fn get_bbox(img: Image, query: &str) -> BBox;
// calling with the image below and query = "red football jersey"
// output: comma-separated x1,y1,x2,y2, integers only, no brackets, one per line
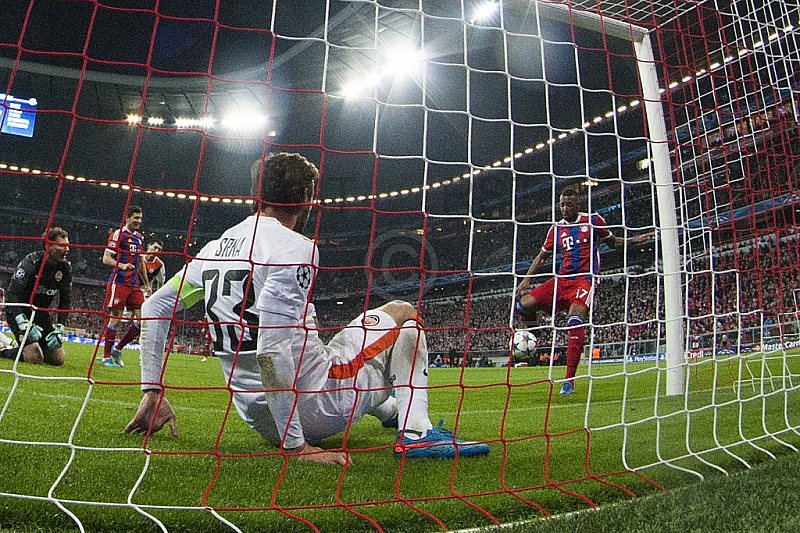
541,212,612,277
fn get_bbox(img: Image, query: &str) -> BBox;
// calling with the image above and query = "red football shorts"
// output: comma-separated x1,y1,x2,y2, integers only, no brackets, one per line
526,276,595,313
105,282,145,312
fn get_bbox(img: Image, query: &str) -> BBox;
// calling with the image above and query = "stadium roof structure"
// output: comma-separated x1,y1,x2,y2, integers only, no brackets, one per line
0,57,269,128
0,0,752,210
0,0,702,130
0,0,753,125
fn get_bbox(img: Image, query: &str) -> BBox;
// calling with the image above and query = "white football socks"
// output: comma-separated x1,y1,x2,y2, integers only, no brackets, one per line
392,320,433,438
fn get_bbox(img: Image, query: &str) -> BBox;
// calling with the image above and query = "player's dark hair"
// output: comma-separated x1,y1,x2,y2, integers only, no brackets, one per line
42,227,68,249
250,152,318,214
127,205,143,218
559,188,580,200
148,239,164,249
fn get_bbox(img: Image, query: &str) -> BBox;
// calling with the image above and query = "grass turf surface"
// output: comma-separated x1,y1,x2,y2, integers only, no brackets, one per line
1,342,799,532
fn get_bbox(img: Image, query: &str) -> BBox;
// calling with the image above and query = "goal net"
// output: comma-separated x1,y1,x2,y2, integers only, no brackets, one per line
1,0,799,531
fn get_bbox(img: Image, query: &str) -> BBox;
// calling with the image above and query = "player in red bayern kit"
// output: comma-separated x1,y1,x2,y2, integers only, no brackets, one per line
515,189,652,395
101,206,151,367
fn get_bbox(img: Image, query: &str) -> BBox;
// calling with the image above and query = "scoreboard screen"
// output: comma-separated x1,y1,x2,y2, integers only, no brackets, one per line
0,94,38,138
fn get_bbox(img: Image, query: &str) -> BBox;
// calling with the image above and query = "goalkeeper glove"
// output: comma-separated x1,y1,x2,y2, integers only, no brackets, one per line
15,314,42,344
46,324,65,351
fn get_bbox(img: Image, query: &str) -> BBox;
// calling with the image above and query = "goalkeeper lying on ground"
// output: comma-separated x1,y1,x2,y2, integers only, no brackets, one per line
1,227,72,366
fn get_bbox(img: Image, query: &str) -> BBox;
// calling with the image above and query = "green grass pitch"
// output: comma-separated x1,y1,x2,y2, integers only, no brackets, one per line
1,342,799,532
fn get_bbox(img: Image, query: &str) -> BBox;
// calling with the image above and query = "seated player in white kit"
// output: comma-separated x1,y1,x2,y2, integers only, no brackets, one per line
124,152,489,464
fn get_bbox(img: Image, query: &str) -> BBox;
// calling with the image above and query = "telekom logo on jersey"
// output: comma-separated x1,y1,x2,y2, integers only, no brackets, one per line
560,225,591,251
214,237,246,258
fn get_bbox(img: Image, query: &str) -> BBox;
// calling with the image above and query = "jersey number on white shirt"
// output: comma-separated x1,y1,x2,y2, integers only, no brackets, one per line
202,268,259,353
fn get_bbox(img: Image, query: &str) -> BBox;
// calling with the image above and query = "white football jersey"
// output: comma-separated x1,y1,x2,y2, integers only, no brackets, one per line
183,215,322,364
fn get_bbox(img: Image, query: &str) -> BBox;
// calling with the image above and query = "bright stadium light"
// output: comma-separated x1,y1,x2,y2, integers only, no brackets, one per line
221,112,266,132
147,117,164,125
342,73,380,98
470,1,499,24
381,46,425,77
176,117,214,129
126,114,142,124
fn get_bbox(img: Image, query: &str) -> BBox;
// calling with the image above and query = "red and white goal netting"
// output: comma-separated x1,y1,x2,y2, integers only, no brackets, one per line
1,0,799,531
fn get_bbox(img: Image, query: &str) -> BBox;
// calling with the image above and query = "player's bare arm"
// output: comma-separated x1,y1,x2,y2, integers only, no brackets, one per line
103,249,133,271
138,259,151,294
515,249,553,297
604,231,655,250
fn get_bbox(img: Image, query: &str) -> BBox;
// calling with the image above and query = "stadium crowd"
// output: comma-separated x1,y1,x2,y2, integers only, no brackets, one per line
1,212,797,362
1,106,798,361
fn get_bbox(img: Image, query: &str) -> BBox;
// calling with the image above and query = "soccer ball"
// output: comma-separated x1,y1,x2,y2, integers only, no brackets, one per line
512,330,537,357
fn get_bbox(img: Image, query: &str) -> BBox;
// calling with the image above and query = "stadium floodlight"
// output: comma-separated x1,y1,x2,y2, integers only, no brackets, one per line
126,114,142,124
221,112,266,132
469,1,499,24
342,72,380,98
147,117,164,125
380,46,425,78
176,117,214,129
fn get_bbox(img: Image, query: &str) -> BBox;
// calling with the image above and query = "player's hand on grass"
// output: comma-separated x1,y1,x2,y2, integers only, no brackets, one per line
15,314,42,344
125,391,179,438
285,442,352,466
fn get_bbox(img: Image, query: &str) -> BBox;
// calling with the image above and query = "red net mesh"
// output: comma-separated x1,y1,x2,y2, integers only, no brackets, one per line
1,1,799,531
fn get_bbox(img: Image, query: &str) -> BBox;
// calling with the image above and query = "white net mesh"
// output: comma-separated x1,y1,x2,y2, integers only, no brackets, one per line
0,0,799,531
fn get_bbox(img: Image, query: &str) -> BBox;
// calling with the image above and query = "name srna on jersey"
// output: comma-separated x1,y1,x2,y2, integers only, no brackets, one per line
214,237,247,258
